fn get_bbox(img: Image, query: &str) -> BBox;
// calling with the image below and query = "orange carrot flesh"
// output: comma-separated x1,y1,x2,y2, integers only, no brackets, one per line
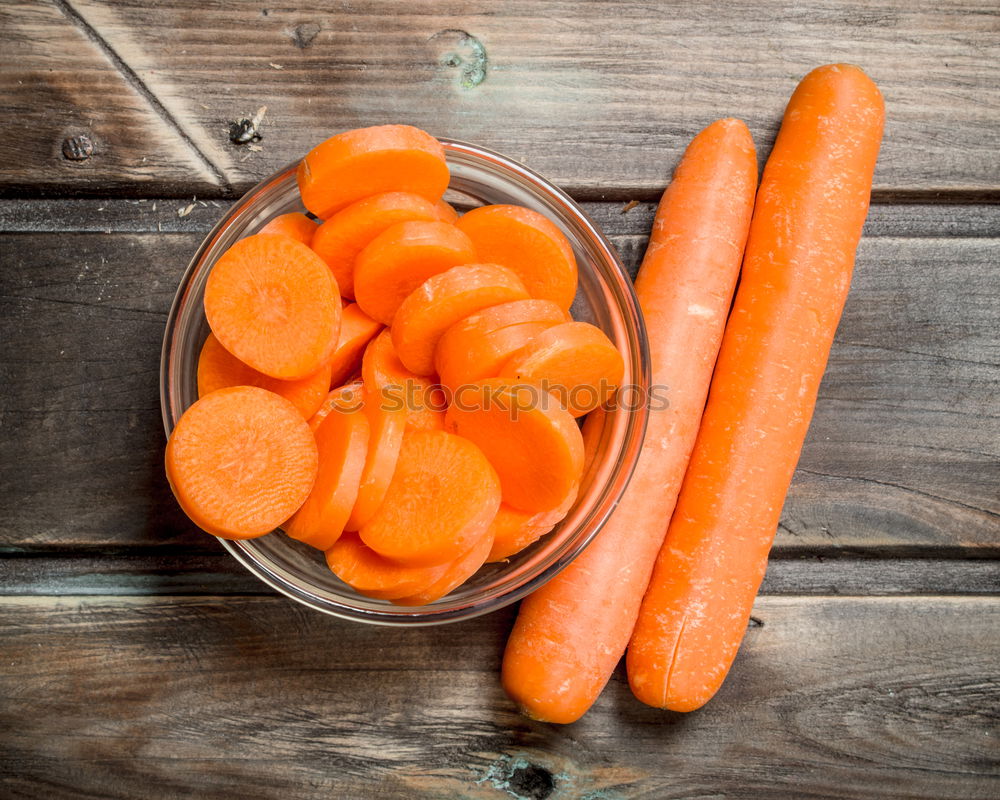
434,299,568,393
456,205,578,309
392,527,495,606
165,386,318,540
307,381,364,434
445,379,584,514
328,303,383,387
353,220,478,325
197,332,332,420
204,233,341,380
258,212,319,246
434,199,460,224
499,321,624,417
502,117,758,723
325,532,450,601
362,330,446,432
311,192,453,299
284,399,370,550
344,391,407,531
391,263,529,375
486,484,578,563
297,124,449,219
628,66,885,712
359,431,501,567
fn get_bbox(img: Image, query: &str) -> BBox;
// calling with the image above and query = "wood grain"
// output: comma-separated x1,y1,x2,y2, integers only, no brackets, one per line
0,595,996,799
2,0,998,197
2,213,997,552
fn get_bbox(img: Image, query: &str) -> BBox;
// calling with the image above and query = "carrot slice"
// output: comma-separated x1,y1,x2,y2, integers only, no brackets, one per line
297,124,449,219
434,299,568,393
359,431,500,567
307,381,363,434
628,67,885,713
392,527,495,606
325,532,450,600
391,263,529,375
445,379,584,513
503,118,758,724
434,199,460,224
165,386,318,540
580,404,606,479
486,484,578,562
197,332,332,420
344,391,407,531
456,205,578,309
353,221,478,324
204,233,341,380
500,321,624,417
284,399,370,550
362,329,446,432
311,192,454,299
258,212,319,246
328,303,383,387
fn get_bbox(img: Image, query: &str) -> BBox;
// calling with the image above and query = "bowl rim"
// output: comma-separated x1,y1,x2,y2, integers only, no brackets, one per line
160,137,650,625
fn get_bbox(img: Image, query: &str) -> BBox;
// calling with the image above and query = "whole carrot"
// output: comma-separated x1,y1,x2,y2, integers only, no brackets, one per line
627,64,885,712
501,118,758,723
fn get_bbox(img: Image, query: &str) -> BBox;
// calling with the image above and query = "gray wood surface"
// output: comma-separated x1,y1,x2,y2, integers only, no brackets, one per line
3,0,999,197
1,595,997,799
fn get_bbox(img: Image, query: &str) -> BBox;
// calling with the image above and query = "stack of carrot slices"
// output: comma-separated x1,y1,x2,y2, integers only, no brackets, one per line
164,124,625,605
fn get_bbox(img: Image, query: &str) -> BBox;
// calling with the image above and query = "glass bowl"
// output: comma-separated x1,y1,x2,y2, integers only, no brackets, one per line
161,139,649,625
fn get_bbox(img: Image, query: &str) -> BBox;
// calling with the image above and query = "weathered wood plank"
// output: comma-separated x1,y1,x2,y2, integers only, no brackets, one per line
0,595,996,799
0,0,225,196
3,0,998,197
1,222,997,552
1,554,996,596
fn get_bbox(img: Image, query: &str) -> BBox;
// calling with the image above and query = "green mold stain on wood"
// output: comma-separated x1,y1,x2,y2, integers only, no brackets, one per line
431,29,488,89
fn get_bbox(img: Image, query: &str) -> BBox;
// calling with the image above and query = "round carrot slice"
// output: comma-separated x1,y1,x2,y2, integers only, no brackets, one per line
362,329,446,432
307,381,364,434
204,233,341,380
325,532,450,601
391,263,529,376
165,386,318,540
486,485,578,562
392,527,495,606
359,430,500,567
311,192,454,299
258,212,318,246
297,124,449,219
456,205,578,310
434,199,460,224
197,332,332,420
500,321,624,417
434,299,568,393
353,221,478,325
285,400,370,550
328,303,383,387
345,391,407,531
580,404,607,478
445,379,584,513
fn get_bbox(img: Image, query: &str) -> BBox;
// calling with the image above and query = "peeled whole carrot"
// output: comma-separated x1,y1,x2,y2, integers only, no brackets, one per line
499,321,624,417
197,332,332,420
391,263,529,375
445,379,584,514
362,330,446,432
165,386,318,540
392,527,496,606
328,303,383,387
360,431,501,567
312,192,455,298
456,205,578,309
353,220,478,324
285,398,370,550
204,233,341,380
502,118,758,723
258,212,319,245
297,125,449,219
628,65,885,712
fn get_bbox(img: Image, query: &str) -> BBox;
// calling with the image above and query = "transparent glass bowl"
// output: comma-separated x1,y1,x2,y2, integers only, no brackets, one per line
161,140,649,625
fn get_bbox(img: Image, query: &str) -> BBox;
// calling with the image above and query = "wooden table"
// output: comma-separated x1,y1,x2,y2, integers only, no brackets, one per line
2,2,998,797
